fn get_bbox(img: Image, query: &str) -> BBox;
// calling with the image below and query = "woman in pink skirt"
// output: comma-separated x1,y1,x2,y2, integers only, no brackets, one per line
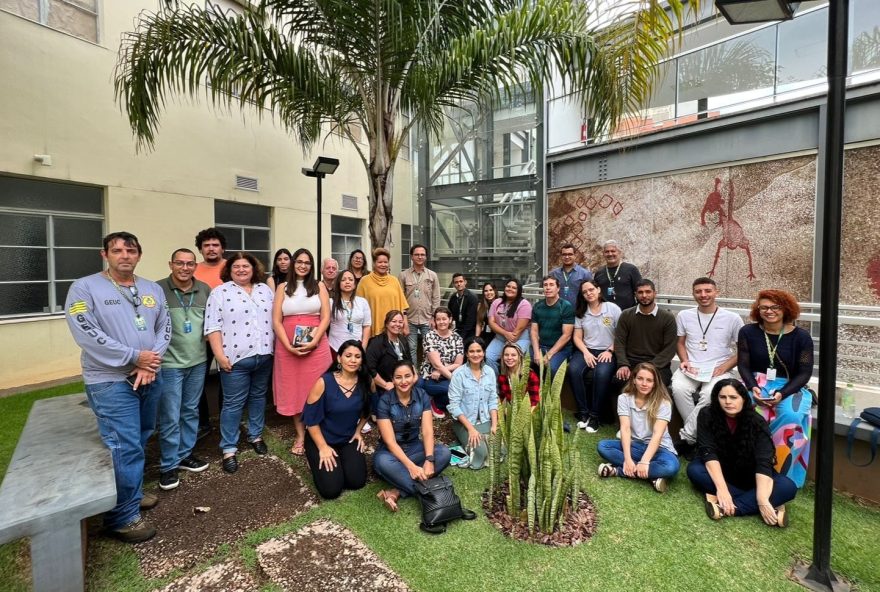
272,248,331,455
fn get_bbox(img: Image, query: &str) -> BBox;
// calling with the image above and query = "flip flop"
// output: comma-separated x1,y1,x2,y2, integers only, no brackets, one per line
290,442,305,456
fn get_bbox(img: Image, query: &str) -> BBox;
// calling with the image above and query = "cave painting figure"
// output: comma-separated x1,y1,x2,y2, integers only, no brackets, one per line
701,177,756,281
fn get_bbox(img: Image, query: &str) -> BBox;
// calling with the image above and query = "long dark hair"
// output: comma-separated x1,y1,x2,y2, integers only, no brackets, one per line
477,282,497,325
463,336,487,367
270,248,292,286
347,249,369,274
501,279,523,318
331,340,374,418
574,279,604,318
332,270,357,319
285,248,319,297
703,378,771,465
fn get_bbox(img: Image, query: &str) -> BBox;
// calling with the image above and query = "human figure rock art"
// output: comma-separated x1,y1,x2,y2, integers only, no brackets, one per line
701,177,756,281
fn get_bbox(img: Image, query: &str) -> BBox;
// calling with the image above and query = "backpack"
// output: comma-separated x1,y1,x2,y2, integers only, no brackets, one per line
847,407,880,467
413,475,464,526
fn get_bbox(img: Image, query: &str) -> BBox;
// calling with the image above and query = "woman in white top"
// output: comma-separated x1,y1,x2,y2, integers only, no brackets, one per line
568,279,621,433
272,248,331,456
328,270,372,355
204,252,275,474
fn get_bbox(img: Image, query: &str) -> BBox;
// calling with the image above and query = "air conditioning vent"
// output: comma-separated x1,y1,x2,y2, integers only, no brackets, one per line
341,194,358,210
235,175,259,192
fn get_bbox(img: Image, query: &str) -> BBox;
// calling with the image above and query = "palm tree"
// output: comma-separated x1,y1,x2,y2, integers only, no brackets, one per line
115,0,696,249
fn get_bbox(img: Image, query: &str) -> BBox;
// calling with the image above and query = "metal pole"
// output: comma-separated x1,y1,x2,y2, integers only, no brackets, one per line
795,0,849,590
316,174,323,268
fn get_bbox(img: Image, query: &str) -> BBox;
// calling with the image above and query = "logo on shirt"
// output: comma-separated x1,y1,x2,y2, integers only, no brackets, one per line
142,295,157,308
68,300,88,315
602,317,612,327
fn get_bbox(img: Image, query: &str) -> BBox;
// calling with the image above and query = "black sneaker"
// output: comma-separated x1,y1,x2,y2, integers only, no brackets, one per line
250,439,268,455
178,455,209,472
585,417,600,433
159,469,179,490
419,522,446,535
222,454,239,474
109,517,156,544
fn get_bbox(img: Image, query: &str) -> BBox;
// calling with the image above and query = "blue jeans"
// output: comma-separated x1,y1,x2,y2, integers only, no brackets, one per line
407,323,431,364
686,459,797,516
485,334,531,375
417,377,451,410
597,439,680,480
159,362,206,472
85,377,162,529
373,441,452,497
219,354,272,454
568,349,616,421
536,344,572,376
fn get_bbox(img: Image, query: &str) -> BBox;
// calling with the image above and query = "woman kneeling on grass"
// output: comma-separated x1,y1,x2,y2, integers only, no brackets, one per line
686,379,796,527
597,362,680,493
302,340,372,499
448,337,498,470
374,360,452,513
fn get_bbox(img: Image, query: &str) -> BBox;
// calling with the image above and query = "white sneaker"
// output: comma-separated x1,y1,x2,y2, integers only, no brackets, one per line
576,420,589,430
361,421,372,434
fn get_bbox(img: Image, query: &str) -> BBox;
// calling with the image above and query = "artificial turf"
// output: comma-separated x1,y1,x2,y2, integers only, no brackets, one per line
0,385,877,592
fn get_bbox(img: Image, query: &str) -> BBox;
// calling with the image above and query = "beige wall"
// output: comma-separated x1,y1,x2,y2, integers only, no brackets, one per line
0,5,413,389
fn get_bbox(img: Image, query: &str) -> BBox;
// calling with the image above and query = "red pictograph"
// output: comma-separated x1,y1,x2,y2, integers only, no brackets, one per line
701,177,756,281
868,254,880,300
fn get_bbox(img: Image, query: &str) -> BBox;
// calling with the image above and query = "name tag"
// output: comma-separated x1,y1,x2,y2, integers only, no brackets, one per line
766,368,777,381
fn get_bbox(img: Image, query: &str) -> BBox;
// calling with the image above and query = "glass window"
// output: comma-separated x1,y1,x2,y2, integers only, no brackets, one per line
214,201,271,269
676,26,776,117
0,175,104,317
776,8,828,95
400,224,412,269
330,216,364,267
1,0,99,43
851,0,880,73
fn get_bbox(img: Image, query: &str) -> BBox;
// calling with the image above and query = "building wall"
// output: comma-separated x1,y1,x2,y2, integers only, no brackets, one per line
0,5,413,389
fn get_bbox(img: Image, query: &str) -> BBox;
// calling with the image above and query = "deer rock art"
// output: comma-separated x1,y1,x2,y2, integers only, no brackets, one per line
701,177,756,281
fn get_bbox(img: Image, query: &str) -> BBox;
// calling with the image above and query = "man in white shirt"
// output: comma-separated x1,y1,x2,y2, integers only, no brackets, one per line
671,277,743,457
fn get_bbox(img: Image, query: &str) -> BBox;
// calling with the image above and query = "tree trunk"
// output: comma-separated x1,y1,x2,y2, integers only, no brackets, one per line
367,162,394,250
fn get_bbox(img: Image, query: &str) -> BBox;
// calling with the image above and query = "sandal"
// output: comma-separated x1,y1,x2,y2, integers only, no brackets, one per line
290,441,305,456
597,463,617,478
775,505,789,528
704,493,723,521
377,489,399,512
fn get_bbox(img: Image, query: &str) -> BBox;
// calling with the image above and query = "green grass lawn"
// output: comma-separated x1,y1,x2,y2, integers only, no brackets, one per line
1,385,878,592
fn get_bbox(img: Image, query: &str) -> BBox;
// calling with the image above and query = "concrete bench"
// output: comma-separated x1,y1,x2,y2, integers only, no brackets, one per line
0,393,116,591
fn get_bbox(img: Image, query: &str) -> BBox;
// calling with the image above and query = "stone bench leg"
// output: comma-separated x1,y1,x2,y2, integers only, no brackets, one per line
30,521,84,592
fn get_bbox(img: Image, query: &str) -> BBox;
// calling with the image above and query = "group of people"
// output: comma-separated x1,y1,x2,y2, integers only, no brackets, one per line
65,231,814,543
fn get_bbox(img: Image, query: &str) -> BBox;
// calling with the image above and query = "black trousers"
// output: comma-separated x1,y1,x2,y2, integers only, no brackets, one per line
304,432,367,499
199,341,222,427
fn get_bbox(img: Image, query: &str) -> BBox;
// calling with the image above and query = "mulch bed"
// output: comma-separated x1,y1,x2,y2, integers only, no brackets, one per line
256,519,410,591
134,455,318,578
482,482,598,547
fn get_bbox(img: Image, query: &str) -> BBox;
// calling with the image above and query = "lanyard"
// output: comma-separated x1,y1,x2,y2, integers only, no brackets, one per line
697,307,719,341
763,327,784,369
562,267,572,285
106,273,142,320
457,292,465,323
173,287,195,320
605,265,621,284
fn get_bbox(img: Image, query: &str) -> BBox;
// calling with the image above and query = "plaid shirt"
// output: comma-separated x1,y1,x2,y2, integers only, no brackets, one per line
497,369,540,407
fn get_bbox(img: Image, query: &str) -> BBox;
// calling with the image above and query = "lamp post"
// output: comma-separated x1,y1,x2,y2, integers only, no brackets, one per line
302,156,340,268
715,1,849,591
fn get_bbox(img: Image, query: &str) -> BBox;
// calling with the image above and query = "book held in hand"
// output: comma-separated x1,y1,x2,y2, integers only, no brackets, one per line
292,325,316,347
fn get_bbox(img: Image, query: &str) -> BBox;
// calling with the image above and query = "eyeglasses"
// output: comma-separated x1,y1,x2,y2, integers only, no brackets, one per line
758,305,782,312
171,261,197,268
294,260,312,266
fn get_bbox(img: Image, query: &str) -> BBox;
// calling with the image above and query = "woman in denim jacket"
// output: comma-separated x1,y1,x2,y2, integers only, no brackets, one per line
374,360,451,512
448,336,498,469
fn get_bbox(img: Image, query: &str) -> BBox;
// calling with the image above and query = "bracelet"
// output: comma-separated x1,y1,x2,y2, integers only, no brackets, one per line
637,461,650,466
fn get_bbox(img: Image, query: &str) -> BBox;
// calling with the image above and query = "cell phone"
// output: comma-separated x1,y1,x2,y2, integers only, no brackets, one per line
449,448,469,461
756,388,776,401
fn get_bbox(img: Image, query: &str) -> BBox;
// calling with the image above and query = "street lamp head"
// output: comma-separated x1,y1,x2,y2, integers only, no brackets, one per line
313,156,339,175
715,0,799,24
302,167,318,177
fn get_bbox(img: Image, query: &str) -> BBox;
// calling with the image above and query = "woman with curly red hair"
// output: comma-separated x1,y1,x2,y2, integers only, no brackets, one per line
736,289,814,488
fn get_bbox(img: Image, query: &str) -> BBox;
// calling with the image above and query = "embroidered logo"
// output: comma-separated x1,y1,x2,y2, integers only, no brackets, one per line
68,301,88,315
602,317,612,327
142,295,157,308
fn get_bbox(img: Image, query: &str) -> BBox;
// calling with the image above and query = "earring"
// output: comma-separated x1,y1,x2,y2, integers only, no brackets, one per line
336,362,342,371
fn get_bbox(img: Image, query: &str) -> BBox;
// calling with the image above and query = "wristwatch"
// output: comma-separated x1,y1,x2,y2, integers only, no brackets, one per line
425,455,435,462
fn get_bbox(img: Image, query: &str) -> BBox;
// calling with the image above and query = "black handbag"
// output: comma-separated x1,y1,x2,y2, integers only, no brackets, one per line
413,475,463,526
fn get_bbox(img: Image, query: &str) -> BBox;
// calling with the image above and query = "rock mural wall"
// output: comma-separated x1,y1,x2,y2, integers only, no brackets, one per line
841,144,880,305
548,154,818,300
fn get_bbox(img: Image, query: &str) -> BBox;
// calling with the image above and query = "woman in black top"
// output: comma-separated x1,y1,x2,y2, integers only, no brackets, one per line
365,310,412,392
686,379,796,527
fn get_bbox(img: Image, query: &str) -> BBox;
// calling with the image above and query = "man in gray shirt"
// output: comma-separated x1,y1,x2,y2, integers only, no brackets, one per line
65,231,170,544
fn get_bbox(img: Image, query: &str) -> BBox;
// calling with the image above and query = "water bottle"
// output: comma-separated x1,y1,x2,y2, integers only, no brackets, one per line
841,383,856,418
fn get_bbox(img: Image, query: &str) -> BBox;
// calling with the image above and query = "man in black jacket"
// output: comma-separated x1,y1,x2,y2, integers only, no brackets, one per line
447,273,478,340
